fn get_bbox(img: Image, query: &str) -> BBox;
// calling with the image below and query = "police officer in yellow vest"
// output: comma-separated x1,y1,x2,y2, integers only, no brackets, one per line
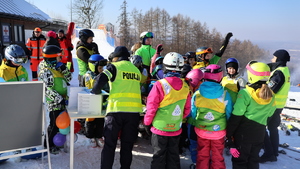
91,46,142,169
260,49,291,163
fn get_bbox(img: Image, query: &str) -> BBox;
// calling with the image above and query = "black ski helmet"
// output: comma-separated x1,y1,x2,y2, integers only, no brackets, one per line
185,51,196,59
4,44,28,64
130,55,143,68
42,45,62,64
79,29,94,42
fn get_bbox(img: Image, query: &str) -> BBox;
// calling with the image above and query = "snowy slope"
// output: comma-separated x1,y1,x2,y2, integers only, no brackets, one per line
1,40,300,169
72,29,115,59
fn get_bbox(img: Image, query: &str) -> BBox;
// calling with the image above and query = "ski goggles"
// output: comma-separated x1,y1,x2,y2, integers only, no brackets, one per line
89,59,108,66
196,48,213,55
13,57,28,64
6,53,28,64
141,32,154,39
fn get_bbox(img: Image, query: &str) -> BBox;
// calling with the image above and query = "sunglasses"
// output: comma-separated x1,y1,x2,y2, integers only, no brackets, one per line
34,31,41,33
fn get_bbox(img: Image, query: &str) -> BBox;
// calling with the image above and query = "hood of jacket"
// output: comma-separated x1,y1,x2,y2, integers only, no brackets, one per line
199,81,224,99
245,85,273,105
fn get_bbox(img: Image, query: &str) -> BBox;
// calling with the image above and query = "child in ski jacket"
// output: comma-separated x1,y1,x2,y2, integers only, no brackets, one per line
76,29,99,87
221,58,246,103
38,45,72,154
226,61,276,169
83,54,107,147
191,64,233,169
134,32,156,70
0,45,28,82
144,52,191,169
193,32,233,70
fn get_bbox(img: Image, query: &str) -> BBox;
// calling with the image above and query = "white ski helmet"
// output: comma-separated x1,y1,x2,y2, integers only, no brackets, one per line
163,52,184,72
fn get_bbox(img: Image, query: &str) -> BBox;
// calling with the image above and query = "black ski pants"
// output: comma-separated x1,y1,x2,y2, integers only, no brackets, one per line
263,108,282,157
232,142,263,169
44,110,62,148
100,113,140,169
85,118,104,139
151,134,181,169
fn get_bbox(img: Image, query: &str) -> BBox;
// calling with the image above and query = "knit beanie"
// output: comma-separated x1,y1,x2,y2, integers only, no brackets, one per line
273,49,290,62
226,62,239,72
47,31,57,38
58,29,64,34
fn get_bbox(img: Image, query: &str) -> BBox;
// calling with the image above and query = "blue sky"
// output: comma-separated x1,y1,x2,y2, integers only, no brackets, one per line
26,0,300,43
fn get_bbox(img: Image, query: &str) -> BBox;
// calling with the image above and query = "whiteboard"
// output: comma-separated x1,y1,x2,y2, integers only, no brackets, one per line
0,81,44,152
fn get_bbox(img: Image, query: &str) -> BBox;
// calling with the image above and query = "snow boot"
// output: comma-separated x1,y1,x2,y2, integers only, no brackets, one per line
259,154,277,163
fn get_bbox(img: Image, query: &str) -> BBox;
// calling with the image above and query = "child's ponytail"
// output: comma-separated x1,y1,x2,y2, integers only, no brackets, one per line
259,84,273,100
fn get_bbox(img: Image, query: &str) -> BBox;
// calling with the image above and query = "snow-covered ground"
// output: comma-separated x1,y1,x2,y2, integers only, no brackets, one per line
1,30,300,168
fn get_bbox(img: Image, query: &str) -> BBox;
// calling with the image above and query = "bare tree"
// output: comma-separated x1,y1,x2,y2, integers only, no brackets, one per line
118,0,132,48
72,0,104,29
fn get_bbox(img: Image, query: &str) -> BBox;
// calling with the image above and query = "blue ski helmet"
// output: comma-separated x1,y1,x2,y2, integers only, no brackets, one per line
88,54,107,73
225,58,239,75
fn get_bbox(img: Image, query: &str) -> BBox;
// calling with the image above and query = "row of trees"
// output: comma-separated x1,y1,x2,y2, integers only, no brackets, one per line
68,0,269,70
118,1,269,70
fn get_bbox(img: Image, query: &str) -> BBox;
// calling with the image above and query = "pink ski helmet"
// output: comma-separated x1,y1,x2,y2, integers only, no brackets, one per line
186,69,204,87
203,64,223,82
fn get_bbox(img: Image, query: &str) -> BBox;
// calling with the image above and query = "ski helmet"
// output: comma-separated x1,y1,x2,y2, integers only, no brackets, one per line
186,69,204,88
79,29,94,42
88,54,107,73
225,58,239,75
246,60,270,84
155,56,164,65
140,31,154,45
42,45,62,65
185,51,196,59
130,55,143,68
203,64,223,82
163,52,184,72
4,44,28,64
196,47,213,61
273,49,290,62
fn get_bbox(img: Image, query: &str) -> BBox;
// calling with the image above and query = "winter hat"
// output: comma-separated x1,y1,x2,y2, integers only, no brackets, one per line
112,46,130,60
273,49,290,62
226,62,239,72
47,31,57,38
58,29,64,34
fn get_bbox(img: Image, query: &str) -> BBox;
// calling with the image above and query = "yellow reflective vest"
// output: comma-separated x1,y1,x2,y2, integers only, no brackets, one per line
104,61,142,113
271,67,290,108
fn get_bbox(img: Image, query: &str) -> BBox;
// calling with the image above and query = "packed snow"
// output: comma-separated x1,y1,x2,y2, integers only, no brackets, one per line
1,30,300,169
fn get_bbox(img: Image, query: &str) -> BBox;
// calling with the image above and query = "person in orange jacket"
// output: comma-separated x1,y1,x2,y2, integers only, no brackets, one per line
57,29,74,72
26,27,46,81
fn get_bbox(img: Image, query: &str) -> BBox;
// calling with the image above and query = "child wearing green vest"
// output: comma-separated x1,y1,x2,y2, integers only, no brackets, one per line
191,64,233,169
38,45,72,154
76,29,99,87
83,54,107,148
144,52,191,169
226,61,276,169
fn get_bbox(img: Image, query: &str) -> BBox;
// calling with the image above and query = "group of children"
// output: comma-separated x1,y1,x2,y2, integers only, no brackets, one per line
139,31,290,169
0,28,291,169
